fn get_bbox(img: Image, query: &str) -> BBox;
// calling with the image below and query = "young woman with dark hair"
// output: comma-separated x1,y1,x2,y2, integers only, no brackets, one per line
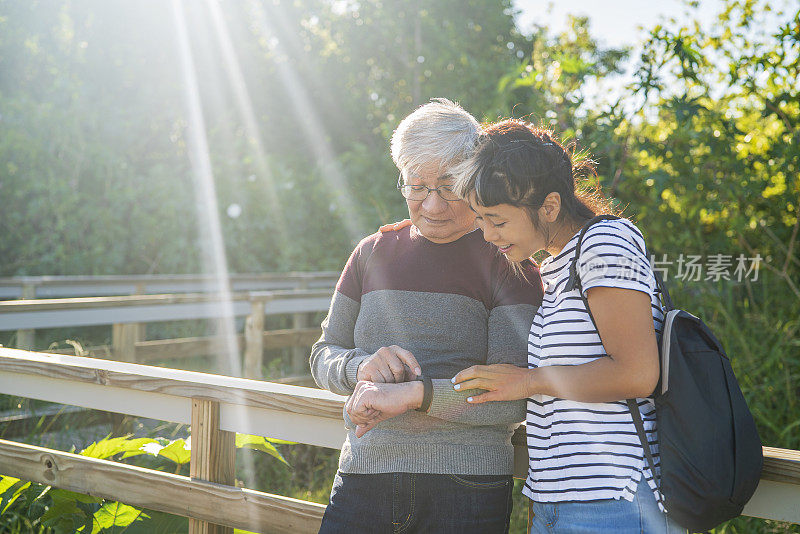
451,119,685,533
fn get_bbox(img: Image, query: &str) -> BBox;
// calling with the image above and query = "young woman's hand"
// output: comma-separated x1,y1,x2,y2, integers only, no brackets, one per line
451,363,532,403
454,288,660,404
346,381,424,437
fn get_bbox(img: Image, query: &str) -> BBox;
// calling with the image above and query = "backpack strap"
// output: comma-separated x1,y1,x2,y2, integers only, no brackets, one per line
564,215,620,294
565,214,661,490
627,398,660,489
653,269,674,311
566,214,675,311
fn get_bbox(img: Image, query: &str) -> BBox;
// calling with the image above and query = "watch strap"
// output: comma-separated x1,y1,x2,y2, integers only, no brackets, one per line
415,375,433,413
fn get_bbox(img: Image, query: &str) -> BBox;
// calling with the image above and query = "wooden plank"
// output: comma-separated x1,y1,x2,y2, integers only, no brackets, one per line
0,348,344,420
190,400,235,483
0,295,252,330
0,272,338,299
742,479,800,523
263,327,321,350
112,323,142,363
190,399,235,534
133,329,316,362
0,289,333,312
290,280,310,375
50,329,316,363
0,290,331,330
261,292,332,316
291,313,310,375
135,336,244,362
0,371,193,427
218,403,346,449
244,302,265,380
272,375,319,388
0,292,249,311
761,446,800,485
0,439,325,533
15,283,36,350
46,345,111,358
0,368,348,449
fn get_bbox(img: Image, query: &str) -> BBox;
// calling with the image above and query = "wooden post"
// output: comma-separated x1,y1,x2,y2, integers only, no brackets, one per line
15,284,36,350
291,280,310,375
244,300,264,379
189,398,235,534
110,322,143,434
132,282,147,344
112,323,142,363
291,313,312,375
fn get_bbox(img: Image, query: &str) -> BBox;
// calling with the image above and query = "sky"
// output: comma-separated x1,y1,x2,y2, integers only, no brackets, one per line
511,0,726,110
512,0,723,49
511,0,792,110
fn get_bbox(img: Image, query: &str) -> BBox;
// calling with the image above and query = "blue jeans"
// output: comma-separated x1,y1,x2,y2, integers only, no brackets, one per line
528,478,686,534
319,472,513,534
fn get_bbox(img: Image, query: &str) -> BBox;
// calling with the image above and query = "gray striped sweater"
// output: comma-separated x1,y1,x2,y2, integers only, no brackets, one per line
310,222,543,475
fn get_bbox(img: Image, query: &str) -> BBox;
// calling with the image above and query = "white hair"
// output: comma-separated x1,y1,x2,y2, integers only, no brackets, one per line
390,98,480,177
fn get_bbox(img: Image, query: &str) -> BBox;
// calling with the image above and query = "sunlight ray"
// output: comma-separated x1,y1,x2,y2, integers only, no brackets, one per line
204,0,290,250
247,0,367,244
171,0,240,376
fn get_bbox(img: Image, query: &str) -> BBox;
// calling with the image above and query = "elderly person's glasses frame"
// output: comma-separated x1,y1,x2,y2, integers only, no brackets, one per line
396,173,461,202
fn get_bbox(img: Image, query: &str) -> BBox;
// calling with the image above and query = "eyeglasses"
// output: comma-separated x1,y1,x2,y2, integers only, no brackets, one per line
396,173,461,202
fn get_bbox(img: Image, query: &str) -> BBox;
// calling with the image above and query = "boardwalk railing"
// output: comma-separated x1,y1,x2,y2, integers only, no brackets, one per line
0,272,339,299
0,348,798,532
0,272,337,358
0,289,333,377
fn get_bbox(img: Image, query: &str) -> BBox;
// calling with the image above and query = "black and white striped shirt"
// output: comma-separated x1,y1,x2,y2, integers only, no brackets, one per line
523,218,665,508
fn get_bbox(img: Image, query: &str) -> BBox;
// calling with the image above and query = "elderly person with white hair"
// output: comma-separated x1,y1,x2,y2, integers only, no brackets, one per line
310,98,543,534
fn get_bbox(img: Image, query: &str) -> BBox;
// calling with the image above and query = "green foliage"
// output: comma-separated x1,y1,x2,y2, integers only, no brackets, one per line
80,435,160,461
0,430,292,532
0,477,31,515
83,502,148,534
235,433,292,467
148,438,192,466
0,0,798,531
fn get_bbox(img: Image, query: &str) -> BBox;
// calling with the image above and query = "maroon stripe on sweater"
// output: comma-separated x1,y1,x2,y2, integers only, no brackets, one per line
336,225,542,309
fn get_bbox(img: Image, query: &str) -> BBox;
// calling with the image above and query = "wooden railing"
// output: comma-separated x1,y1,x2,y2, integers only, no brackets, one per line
0,290,333,330
0,348,339,533
0,272,339,299
0,348,798,532
0,289,333,376
0,272,337,358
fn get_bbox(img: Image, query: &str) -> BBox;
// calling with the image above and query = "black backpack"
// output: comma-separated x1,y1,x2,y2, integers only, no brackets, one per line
567,215,763,533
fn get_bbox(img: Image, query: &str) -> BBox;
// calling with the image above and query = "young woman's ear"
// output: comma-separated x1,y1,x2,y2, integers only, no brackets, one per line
538,192,562,224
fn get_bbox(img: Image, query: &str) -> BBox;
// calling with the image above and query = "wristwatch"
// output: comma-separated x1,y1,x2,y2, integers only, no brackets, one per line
415,375,433,413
